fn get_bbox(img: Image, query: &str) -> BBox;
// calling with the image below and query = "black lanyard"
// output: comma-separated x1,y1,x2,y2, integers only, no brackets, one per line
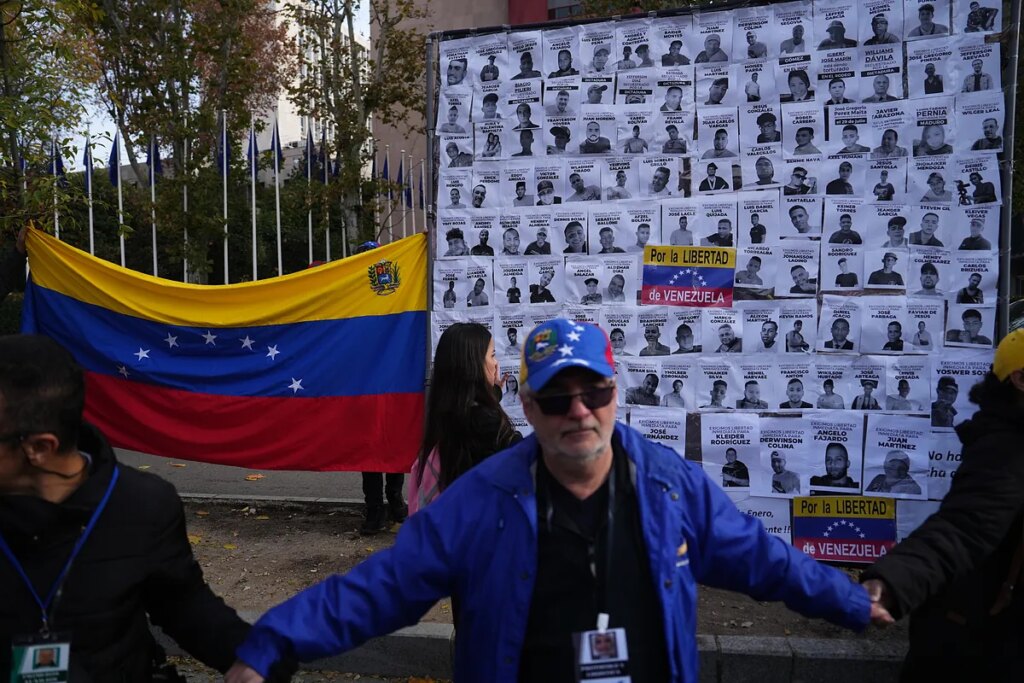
538,452,617,616
0,466,119,636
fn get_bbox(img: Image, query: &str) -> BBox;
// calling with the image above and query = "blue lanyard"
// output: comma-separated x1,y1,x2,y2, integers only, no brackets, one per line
0,465,119,635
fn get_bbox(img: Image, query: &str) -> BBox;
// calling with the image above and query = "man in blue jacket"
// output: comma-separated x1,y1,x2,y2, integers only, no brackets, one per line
227,319,881,682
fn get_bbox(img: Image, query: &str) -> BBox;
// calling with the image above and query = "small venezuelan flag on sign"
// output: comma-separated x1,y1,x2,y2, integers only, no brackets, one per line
641,245,736,308
20,229,428,472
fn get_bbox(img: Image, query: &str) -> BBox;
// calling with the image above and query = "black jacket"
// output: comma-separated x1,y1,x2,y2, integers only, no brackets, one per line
464,403,522,474
862,401,1024,671
0,424,250,681
0,243,26,302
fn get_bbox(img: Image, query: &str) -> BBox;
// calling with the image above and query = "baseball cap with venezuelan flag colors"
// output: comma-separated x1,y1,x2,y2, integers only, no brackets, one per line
520,319,615,392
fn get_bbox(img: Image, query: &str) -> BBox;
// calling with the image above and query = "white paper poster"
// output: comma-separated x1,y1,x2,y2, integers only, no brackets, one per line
701,412,760,491
758,416,813,497
808,412,865,493
863,414,930,499
929,348,993,429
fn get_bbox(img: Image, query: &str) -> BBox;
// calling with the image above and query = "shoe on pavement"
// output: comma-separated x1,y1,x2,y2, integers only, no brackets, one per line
388,500,409,524
360,505,387,535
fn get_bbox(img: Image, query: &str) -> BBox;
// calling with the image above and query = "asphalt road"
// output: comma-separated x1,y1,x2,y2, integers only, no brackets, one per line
115,448,379,503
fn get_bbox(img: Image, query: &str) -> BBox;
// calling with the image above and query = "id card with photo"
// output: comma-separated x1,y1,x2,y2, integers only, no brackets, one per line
574,627,631,682
10,633,72,683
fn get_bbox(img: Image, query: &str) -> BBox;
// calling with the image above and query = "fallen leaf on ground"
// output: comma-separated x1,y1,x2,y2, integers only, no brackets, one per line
170,463,187,468
223,543,237,550
137,465,151,470
195,510,210,517
187,534,202,545
256,515,270,520
244,474,265,481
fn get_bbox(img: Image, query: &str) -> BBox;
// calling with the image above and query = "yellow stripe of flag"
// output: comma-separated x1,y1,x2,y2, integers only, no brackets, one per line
25,229,427,327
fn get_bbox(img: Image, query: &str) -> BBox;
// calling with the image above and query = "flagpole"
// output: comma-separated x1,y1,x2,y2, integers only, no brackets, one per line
400,148,408,238
113,108,125,267
307,116,313,265
420,158,427,232
86,132,95,254
150,136,158,276
273,113,282,277
403,151,411,232
249,122,258,281
371,141,379,242
222,109,229,284
52,134,60,239
385,143,391,241
324,127,331,262
183,130,190,282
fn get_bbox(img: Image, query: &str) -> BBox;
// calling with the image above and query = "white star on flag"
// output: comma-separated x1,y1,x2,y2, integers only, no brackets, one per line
266,345,280,360
117,365,130,378
567,331,581,342
288,378,304,394
240,335,255,351
134,348,150,361
558,344,574,357
573,324,584,332
163,334,178,348
202,331,217,345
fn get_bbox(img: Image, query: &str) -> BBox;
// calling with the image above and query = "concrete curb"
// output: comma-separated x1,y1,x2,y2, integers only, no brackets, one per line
156,615,906,681
180,493,364,508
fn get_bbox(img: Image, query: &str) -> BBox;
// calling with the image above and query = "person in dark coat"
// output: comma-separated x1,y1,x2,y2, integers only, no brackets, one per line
0,225,26,303
0,335,292,682
862,328,1024,682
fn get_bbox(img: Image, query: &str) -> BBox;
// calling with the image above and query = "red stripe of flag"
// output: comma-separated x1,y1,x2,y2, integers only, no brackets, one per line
641,286,733,308
85,372,423,472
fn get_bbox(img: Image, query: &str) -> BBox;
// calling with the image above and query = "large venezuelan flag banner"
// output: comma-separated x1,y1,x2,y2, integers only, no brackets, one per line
20,228,427,472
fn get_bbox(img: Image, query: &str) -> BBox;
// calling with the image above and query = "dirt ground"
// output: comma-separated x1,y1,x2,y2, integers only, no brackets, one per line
186,501,907,642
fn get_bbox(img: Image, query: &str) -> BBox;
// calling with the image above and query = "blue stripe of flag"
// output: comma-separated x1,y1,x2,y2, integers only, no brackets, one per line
642,264,736,290
23,282,426,399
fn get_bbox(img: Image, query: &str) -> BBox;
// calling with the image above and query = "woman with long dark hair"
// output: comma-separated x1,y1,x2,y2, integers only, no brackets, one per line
862,329,1024,681
414,322,521,501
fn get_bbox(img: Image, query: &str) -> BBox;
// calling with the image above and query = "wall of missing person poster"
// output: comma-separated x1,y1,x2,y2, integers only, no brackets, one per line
430,0,1008,556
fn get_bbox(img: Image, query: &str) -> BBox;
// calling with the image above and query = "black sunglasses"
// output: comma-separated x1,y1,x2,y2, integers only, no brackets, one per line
533,385,615,416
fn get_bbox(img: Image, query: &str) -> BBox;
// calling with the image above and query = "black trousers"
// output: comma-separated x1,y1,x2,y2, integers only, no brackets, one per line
361,472,404,508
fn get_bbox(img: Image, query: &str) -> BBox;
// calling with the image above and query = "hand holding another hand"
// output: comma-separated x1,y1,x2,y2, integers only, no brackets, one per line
225,661,265,683
862,578,895,627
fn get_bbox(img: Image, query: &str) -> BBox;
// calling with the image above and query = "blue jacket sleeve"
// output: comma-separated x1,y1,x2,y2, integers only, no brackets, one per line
235,503,457,676
686,466,870,631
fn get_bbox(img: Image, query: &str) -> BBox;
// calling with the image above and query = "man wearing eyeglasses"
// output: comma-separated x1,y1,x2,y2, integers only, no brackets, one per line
227,318,883,683
0,335,278,681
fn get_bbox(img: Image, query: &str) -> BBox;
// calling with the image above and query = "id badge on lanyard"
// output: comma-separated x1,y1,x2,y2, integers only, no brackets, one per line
573,613,631,682
9,633,71,683
1,467,119,683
